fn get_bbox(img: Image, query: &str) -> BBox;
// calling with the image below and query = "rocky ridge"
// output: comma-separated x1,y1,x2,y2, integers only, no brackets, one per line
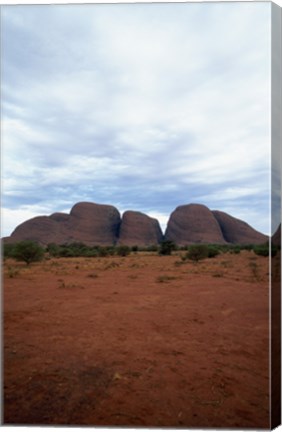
3,201,268,246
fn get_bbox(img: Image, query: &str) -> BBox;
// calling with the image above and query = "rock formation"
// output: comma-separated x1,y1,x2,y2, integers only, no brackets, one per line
118,211,163,246
64,202,121,246
164,203,226,245
6,202,121,247
4,201,269,247
212,210,268,245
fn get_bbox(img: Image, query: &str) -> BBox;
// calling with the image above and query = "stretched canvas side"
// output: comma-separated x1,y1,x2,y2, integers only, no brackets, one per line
271,2,282,429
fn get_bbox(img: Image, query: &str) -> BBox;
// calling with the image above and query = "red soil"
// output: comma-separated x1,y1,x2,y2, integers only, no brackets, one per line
3,251,270,428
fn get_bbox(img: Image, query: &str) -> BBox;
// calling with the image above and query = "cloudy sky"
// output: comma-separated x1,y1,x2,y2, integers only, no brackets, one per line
1,2,272,237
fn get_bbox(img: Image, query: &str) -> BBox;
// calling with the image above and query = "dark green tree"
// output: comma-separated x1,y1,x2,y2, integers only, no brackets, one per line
13,241,45,265
159,240,176,256
3,243,16,259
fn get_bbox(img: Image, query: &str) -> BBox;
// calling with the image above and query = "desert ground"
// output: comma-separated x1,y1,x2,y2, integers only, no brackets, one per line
3,250,270,428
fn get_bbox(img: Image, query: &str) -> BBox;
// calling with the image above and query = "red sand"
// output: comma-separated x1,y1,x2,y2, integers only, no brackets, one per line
3,251,269,428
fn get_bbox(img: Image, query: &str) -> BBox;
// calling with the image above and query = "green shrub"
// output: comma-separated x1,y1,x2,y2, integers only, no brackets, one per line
254,244,277,257
13,241,45,265
207,245,221,258
186,244,209,262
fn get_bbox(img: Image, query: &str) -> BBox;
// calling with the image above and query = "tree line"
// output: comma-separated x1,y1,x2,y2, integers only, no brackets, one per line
2,239,278,266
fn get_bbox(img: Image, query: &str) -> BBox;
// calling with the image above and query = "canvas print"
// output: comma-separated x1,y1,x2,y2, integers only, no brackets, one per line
1,1,281,429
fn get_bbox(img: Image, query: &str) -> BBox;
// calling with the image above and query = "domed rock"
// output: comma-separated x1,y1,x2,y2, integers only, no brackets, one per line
165,203,226,245
65,202,121,246
212,210,268,244
118,210,163,246
7,216,67,246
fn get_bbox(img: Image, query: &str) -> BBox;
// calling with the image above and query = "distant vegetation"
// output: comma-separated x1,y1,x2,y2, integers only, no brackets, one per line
2,240,279,262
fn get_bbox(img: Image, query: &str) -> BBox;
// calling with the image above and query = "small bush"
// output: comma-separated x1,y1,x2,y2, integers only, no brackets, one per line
13,241,45,265
7,266,20,278
186,244,209,262
249,261,259,279
103,261,120,270
207,245,221,258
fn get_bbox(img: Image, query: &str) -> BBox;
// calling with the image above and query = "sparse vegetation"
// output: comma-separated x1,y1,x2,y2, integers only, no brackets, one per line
4,240,274,265
103,261,120,270
7,266,20,278
249,261,260,280
12,241,45,266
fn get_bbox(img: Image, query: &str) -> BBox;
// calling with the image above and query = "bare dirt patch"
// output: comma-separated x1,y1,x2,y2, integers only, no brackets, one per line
3,251,269,427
